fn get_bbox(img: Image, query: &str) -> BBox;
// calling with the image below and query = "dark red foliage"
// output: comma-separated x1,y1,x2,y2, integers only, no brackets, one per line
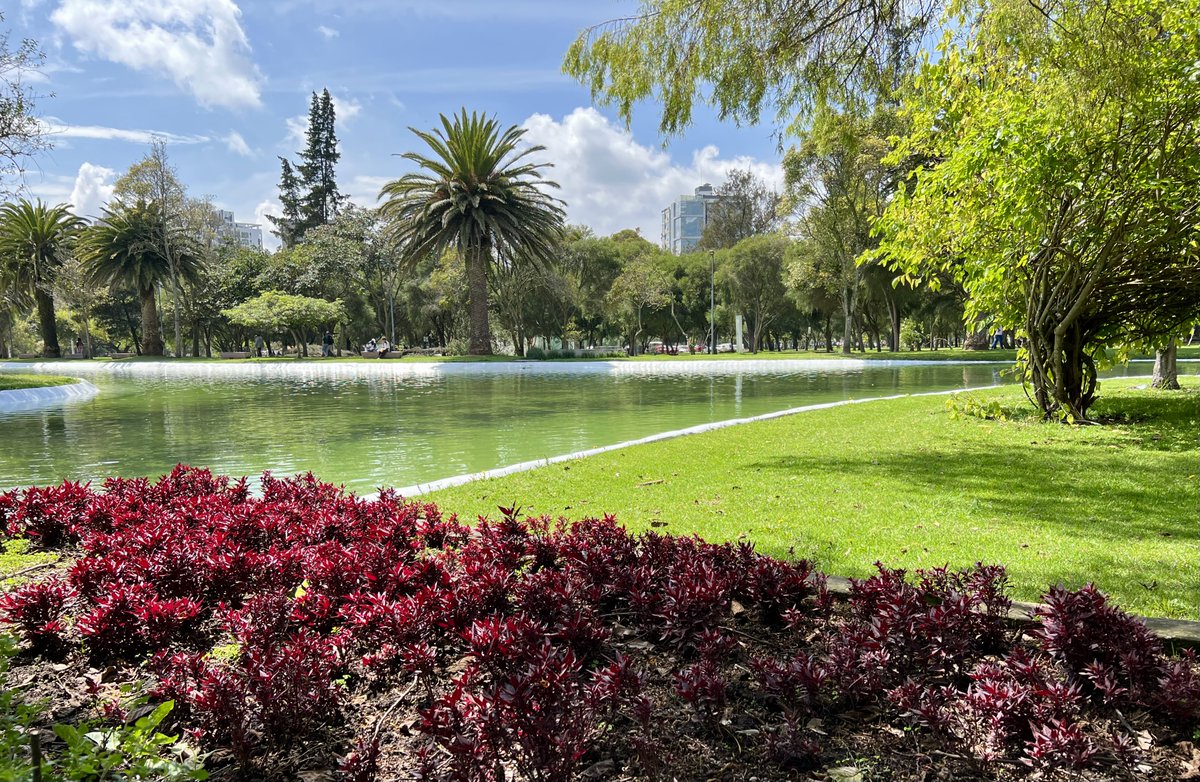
77,583,201,660
3,481,94,546
1022,719,1098,770
1035,584,1200,720
753,651,827,717
0,576,74,653
338,735,381,782
5,466,1199,780
673,659,728,728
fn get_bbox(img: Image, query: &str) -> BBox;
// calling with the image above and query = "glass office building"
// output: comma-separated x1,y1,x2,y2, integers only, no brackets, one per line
661,184,721,254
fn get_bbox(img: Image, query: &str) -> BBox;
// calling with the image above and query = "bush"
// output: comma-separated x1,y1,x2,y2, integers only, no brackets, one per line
525,345,547,360
4,466,1197,779
899,318,926,351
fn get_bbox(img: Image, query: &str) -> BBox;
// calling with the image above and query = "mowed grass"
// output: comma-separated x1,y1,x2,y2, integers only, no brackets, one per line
0,539,57,589
428,378,1200,618
0,373,77,391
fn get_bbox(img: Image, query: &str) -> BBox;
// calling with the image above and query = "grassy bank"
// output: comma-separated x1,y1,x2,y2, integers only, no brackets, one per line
0,373,77,391
428,378,1200,618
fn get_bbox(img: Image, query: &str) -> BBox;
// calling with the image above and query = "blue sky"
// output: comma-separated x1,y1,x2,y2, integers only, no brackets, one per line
12,0,786,248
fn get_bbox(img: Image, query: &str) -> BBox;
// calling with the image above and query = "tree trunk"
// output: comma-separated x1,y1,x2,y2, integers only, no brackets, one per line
82,302,93,359
172,272,182,357
465,244,493,355
886,291,900,352
1025,318,1095,420
1152,338,1180,390
841,286,854,355
140,286,164,356
34,288,61,358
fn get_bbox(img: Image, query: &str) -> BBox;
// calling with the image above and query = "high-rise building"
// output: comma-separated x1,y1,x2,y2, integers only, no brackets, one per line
660,184,721,254
215,209,264,250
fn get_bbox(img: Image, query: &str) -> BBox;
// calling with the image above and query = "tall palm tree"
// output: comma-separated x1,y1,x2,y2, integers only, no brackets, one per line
0,199,85,358
378,109,565,355
80,200,200,356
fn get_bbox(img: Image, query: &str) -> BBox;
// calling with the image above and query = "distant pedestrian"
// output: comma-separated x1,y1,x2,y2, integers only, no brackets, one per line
254,335,265,358
321,330,334,357
991,326,1005,350
74,337,83,356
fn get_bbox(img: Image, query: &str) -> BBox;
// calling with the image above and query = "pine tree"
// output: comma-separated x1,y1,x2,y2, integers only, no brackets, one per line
267,157,303,248
297,89,343,231
269,88,343,247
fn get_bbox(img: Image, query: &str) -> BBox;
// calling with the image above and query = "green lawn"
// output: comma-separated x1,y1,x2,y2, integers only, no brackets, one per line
0,539,57,589
427,378,1200,618
0,374,77,391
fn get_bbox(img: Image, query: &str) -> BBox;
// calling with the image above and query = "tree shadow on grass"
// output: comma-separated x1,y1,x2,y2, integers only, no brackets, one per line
747,393,1199,610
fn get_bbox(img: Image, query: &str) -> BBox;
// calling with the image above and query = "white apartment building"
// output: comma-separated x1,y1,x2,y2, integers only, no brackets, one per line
215,209,264,250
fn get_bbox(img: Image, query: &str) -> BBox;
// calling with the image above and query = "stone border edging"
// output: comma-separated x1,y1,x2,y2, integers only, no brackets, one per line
394,385,996,496
0,379,99,412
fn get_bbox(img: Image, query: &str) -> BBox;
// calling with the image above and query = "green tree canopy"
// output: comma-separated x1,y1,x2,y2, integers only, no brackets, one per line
721,234,789,352
697,169,782,251
0,199,83,357
0,15,50,192
875,0,1200,419
223,291,344,358
269,89,343,247
378,109,565,355
786,109,895,354
564,0,941,135
80,200,201,356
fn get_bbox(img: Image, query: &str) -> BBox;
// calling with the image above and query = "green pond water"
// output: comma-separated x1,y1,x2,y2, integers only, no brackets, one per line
0,361,1179,494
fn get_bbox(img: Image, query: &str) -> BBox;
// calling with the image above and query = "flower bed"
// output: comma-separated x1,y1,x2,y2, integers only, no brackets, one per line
1,466,1197,780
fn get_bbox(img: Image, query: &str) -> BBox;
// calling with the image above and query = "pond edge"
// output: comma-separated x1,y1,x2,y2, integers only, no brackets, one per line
0,379,99,412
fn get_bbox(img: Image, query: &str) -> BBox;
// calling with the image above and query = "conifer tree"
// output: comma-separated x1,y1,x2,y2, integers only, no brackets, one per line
297,89,343,231
270,88,343,247
267,157,303,248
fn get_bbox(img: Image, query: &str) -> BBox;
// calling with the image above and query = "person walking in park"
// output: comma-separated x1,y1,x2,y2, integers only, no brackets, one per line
991,325,1006,350
254,335,265,358
321,330,334,357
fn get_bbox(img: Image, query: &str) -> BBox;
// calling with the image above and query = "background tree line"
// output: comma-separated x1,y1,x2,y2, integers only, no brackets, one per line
0,87,967,360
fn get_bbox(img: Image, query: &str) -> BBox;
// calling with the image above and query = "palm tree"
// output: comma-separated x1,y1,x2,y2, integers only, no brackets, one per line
0,199,85,358
80,200,200,356
378,109,565,355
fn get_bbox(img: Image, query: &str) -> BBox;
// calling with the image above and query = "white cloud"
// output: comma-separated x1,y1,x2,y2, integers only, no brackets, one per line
329,92,361,122
39,118,210,145
253,198,281,251
346,174,391,205
519,108,785,240
224,131,252,156
68,161,115,218
284,114,307,149
316,24,338,39
49,0,263,109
